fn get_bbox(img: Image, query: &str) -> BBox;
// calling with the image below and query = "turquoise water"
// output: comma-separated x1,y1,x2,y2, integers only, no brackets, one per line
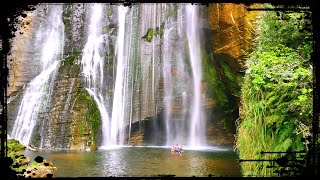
23,146,241,177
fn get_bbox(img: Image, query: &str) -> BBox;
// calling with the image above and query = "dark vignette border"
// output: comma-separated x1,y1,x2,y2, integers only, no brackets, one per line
0,0,318,178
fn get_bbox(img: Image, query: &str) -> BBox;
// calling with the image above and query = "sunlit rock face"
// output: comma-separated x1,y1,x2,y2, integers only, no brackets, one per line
204,3,260,129
208,3,260,65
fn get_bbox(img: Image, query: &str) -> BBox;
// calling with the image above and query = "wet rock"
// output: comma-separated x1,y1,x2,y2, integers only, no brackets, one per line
10,152,30,174
90,145,97,151
21,158,30,166
34,156,44,163
24,160,57,178
27,144,39,151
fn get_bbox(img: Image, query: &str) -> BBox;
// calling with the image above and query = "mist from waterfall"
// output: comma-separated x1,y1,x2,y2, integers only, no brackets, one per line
11,5,64,146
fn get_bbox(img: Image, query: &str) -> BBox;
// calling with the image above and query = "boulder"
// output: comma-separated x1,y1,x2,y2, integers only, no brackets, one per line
24,159,57,178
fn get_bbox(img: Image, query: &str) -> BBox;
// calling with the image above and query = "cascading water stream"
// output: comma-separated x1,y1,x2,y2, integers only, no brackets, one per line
186,4,205,147
81,4,111,147
11,5,64,146
162,14,173,145
110,5,129,146
163,4,206,147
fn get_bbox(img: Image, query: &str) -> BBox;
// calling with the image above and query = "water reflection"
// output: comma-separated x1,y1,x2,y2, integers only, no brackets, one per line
188,152,205,176
100,149,127,176
23,146,241,177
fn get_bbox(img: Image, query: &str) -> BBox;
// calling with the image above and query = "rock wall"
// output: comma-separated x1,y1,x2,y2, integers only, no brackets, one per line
8,8,45,97
200,3,260,137
208,3,260,66
38,4,114,150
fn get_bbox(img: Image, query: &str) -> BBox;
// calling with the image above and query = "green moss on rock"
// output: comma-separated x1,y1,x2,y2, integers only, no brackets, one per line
142,24,164,42
4,139,55,177
70,88,101,149
202,52,229,107
7,139,26,152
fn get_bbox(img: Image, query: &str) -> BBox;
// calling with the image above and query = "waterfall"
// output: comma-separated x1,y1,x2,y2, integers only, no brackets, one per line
10,3,208,149
162,4,205,147
11,5,64,146
162,7,174,145
110,5,129,146
186,4,205,147
81,4,111,147
81,4,134,147
81,4,132,147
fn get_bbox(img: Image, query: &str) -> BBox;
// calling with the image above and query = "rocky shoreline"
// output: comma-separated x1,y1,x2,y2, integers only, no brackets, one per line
5,139,57,178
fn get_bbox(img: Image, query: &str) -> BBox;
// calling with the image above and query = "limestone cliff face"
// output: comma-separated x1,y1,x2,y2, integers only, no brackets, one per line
8,10,43,97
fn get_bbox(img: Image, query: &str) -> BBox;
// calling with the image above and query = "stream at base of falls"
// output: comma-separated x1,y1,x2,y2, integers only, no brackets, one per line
23,146,241,177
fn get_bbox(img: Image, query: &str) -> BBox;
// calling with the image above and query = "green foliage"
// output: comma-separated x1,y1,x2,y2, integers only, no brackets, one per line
202,52,229,106
87,97,100,141
3,140,55,175
103,26,115,34
202,51,243,109
236,5,312,177
7,139,26,152
256,8,312,60
29,161,42,167
142,24,164,42
246,44,312,122
145,29,153,42
220,61,240,96
63,5,73,44
202,52,241,133
4,140,28,174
